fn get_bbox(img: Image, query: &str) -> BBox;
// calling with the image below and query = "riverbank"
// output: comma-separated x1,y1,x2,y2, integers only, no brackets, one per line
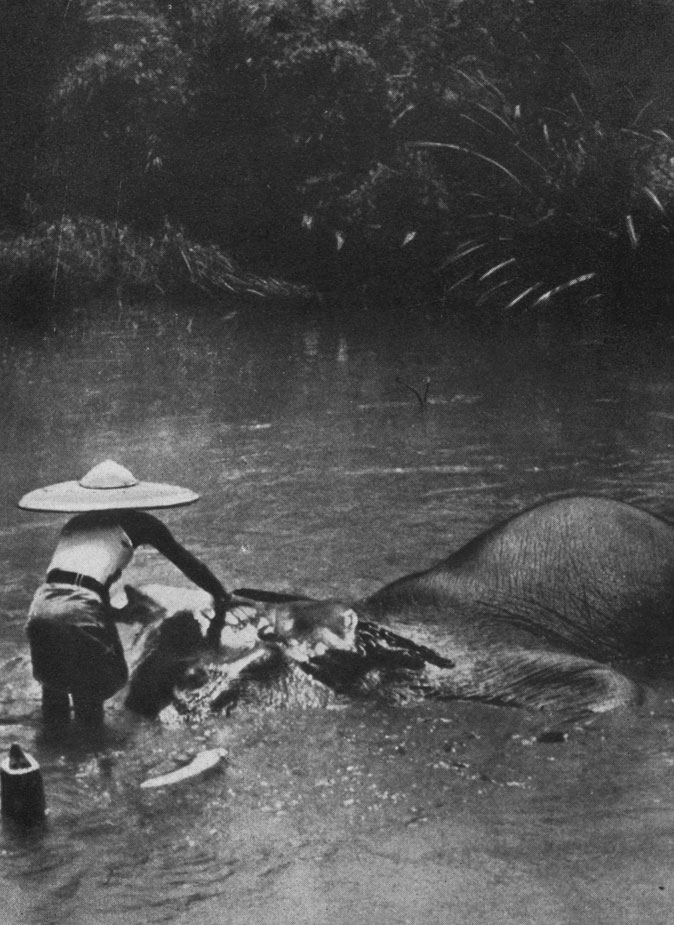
0,217,315,315
4,2,674,323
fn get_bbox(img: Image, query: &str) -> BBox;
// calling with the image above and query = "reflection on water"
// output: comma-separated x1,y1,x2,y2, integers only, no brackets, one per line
2,299,674,923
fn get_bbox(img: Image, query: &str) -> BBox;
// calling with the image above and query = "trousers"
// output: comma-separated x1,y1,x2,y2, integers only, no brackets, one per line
26,583,128,702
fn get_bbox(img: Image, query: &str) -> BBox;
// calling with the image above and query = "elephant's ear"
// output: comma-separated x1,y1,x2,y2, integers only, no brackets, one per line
115,585,166,625
454,647,642,720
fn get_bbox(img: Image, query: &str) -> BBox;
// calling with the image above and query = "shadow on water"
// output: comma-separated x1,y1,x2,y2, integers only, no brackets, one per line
2,297,674,922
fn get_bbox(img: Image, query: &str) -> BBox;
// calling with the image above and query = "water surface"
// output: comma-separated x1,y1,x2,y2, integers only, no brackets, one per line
1,299,674,924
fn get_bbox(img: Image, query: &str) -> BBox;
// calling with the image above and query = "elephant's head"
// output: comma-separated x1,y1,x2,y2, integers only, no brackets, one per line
256,599,359,660
119,586,360,718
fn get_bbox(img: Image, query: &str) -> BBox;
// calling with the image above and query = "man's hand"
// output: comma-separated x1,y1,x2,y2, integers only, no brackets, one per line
206,595,257,649
205,595,228,649
226,603,257,627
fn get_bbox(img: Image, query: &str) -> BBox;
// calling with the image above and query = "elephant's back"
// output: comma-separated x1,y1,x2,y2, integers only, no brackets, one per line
441,496,674,582
360,497,674,660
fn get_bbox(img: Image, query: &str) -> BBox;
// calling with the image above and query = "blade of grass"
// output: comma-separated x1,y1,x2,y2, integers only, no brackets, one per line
460,113,495,135
631,100,654,127
455,238,481,251
505,283,543,310
442,242,487,266
478,72,506,101
409,142,531,192
474,103,518,136
532,273,595,307
643,187,665,214
513,142,551,177
443,270,476,292
561,43,595,88
479,257,516,281
625,214,639,249
620,128,658,143
476,278,514,305
570,93,585,117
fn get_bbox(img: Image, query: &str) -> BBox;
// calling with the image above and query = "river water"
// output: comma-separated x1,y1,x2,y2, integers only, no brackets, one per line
2,298,674,924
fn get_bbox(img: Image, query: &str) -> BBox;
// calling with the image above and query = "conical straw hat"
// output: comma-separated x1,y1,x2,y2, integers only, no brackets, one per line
18,460,200,512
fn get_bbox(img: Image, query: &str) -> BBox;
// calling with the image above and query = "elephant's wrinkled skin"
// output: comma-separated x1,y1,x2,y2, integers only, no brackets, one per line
354,496,674,716
122,497,674,721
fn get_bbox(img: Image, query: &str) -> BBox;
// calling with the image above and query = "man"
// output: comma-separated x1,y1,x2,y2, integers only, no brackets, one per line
19,460,230,727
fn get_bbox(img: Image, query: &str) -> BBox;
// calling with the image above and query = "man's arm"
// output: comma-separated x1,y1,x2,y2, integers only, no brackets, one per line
119,510,229,603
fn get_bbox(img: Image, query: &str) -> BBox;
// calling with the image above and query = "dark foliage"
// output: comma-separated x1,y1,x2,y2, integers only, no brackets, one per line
3,0,674,315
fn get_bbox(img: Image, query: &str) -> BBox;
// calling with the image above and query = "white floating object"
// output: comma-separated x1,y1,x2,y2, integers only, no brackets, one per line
140,748,226,790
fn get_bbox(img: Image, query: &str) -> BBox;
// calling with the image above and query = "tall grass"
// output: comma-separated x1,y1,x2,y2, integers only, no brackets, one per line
0,217,314,313
414,70,674,316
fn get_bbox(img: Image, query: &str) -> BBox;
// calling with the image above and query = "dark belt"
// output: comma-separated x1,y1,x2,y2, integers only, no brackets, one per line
46,569,110,604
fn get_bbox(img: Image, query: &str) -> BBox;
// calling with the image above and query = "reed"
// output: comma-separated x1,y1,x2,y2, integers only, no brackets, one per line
413,71,674,316
0,217,314,311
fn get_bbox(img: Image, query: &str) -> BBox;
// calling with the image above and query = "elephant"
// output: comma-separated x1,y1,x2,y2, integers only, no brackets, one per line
121,496,674,723
120,585,452,722
351,494,674,717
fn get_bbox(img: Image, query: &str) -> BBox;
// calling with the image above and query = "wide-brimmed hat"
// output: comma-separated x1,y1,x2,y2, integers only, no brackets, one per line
18,460,200,512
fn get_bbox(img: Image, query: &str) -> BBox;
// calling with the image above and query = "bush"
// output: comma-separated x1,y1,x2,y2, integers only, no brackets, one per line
0,217,314,309
6,0,674,317
414,61,674,315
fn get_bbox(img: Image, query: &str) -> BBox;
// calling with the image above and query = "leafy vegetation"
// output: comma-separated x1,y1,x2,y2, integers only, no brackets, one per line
2,0,674,316
423,70,674,315
0,217,313,310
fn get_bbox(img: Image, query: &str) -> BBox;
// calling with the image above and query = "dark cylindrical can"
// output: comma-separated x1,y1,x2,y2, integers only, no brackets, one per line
1,744,46,826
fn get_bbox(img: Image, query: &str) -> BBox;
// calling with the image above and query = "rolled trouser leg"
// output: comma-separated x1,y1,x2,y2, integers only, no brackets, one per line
68,623,127,726
71,696,104,727
41,686,71,725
